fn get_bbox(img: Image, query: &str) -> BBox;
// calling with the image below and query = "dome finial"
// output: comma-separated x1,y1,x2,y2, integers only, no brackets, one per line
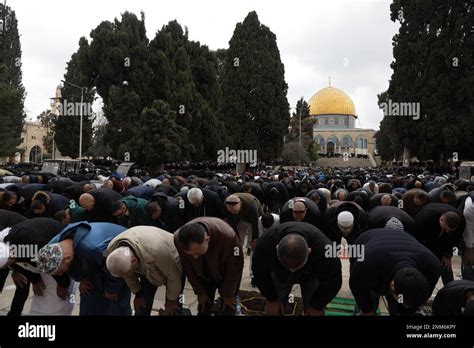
328,76,331,87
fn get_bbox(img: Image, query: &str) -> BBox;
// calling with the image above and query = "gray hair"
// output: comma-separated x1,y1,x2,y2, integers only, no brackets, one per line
106,246,133,277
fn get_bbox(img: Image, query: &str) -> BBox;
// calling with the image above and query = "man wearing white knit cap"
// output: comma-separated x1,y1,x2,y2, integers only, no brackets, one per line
187,188,204,206
337,211,354,238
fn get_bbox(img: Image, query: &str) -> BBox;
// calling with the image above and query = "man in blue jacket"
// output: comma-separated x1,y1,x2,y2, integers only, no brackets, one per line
37,222,131,315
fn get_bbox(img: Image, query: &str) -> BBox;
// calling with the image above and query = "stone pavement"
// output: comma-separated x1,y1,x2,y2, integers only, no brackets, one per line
0,253,463,316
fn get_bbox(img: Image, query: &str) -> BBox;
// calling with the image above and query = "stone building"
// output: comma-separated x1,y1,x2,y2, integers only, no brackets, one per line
309,83,376,158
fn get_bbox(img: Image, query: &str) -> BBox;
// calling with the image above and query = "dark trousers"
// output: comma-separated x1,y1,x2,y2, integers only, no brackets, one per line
135,274,186,316
135,277,158,316
0,268,9,291
271,273,320,310
353,290,417,316
460,242,474,281
441,267,454,285
0,268,30,316
79,274,131,316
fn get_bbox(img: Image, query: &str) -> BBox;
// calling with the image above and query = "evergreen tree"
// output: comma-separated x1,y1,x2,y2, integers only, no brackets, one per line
0,3,25,156
149,20,225,160
53,37,94,158
379,0,474,163
0,64,22,157
221,11,290,162
127,99,193,165
87,12,153,159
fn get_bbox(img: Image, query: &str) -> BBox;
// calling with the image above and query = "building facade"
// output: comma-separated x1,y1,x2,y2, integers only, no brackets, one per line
309,84,376,157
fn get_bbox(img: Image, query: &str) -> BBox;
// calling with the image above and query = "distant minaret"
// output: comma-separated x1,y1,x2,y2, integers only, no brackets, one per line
328,76,331,87
50,85,62,116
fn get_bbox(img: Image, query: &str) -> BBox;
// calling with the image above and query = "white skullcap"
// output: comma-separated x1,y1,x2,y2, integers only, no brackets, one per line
187,188,203,205
337,211,354,228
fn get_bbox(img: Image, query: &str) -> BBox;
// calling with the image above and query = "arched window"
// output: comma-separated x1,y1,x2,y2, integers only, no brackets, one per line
327,135,339,146
342,135,352,147
314,135,325,147
29,145,42,163
356,136,367,148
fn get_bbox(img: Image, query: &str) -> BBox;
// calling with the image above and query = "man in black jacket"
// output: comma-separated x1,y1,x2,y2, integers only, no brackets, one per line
263,182,289,213
349,228,441,316
428,183,457,206
27,191,69,219
175,187,223,223
367,206,416,235
1,218,71,315
79,188,122,222
368,193,398,210
243,182,265,205
0,210,26,230
0,211,28,314
323,201,368,244
414,203,465,285
146,192,184,233
279,198,322,229
252,222,342,316
432,280,474,316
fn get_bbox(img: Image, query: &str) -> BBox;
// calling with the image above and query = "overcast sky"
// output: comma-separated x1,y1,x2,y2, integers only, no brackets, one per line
11,0,399,130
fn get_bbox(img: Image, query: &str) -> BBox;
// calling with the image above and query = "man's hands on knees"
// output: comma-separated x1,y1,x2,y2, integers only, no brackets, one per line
11,272,28,288
32,279,46,296
56,285,69,300
79,278,93,296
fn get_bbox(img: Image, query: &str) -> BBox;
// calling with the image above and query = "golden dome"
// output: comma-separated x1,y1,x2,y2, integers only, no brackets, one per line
308,86,357,118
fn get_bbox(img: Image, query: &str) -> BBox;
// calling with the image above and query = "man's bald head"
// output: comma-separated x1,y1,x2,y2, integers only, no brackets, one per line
337,190,347,201
381,194,392,206
122,177,132,189
102,180,113,189
83,183,95,192
79,193,95,211
292,201,307,222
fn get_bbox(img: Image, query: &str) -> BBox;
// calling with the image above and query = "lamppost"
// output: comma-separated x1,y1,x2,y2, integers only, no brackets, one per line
61,80,86,161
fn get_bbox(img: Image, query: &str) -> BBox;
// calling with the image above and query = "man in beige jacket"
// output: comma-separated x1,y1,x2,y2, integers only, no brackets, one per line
104,226,183,316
